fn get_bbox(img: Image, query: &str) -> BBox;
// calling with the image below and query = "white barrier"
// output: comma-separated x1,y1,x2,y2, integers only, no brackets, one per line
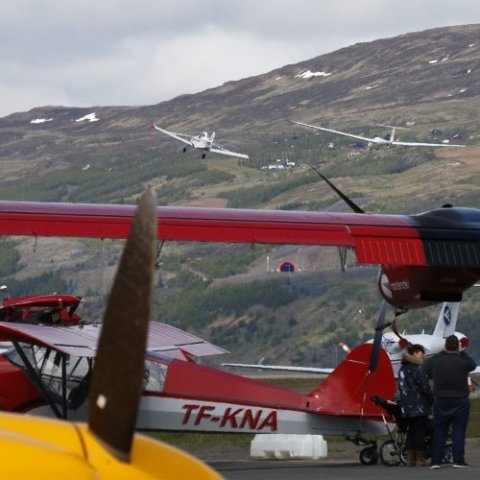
250,434,328,459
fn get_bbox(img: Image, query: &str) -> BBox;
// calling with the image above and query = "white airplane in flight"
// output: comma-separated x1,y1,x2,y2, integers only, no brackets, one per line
290,120,466,149
223,302,479,378
151,124,249,159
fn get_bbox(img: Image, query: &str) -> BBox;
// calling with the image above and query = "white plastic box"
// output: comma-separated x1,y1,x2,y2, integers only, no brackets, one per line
250,434,328,459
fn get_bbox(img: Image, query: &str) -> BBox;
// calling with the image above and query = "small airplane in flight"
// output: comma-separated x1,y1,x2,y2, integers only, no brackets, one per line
223,301,480,378
0,190,222,479
290,120,466,149
151,124,249,159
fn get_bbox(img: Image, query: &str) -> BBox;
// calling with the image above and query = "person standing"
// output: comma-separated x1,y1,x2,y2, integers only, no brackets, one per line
398,343,433,466
424,335,477,469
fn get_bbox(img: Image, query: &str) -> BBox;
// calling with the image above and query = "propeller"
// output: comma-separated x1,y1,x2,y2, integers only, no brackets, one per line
369,300,391,372
88,188,156,462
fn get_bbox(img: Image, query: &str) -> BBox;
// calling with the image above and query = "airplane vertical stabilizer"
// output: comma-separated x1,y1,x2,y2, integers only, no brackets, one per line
306,344,396,417
432,302,459,338
389,127,396,142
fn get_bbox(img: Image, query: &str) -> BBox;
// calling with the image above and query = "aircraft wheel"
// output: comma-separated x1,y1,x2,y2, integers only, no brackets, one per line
379,440,401,466
359,446,378,465
182,147,187,153
201,153,206,159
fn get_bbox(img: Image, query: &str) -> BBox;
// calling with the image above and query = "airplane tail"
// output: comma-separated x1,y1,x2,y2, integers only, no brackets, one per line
389,127,396,142
432,302,459,338
306,344,396,417
209,132,216,143
376,124,408,143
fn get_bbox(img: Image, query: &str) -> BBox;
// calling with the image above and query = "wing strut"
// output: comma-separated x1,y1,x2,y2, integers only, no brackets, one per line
155,239,165,268
369,301,391,372
12,341,64,419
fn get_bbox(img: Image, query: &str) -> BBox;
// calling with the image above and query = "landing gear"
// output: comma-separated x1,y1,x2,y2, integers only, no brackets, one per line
182,147,187,153
346,434,378,466
201,153,206,159
360,445,379,466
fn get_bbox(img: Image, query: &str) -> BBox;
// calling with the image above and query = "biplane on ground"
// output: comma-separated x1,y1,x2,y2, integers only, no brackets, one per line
0,318,396,462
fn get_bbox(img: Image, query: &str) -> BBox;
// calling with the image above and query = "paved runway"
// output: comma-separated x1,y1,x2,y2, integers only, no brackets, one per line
210,439,480,479
211,459,480,480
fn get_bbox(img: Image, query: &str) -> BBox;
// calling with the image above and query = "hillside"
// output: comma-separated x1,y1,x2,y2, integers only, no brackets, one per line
1,24,480,367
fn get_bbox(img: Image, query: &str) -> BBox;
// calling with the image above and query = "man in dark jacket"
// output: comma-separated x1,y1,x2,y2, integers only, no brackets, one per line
424,335,477,469
398,344,433,466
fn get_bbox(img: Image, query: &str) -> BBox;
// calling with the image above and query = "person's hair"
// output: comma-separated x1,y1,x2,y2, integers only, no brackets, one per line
445,335,459,352
407,344,425,355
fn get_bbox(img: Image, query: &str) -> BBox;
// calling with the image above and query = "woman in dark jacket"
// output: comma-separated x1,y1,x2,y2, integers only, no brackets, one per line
398,344,433,467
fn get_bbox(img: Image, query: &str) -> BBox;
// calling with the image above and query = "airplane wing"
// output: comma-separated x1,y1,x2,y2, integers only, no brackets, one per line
151,124,193,146
2,200,480,268
0,321,227,359
290,120,375,143
391,140,465,148
209,145,249,159
222,362,333,374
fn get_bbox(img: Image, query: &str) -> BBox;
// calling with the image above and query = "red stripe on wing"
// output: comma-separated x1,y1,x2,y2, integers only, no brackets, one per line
0,201,426,265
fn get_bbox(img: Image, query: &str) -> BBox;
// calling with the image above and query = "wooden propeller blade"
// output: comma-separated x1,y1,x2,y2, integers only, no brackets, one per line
88,189,156,462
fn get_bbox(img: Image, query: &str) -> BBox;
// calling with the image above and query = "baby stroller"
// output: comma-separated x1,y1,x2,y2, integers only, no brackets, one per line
371,395,452,466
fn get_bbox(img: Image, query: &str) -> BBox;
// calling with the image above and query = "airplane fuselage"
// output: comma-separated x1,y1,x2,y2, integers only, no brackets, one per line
0,345,394,438
190,133,213,150
379,331,468,375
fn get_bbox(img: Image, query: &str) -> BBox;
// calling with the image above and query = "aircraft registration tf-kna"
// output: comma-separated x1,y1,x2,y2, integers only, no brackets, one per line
0,190,222,479
290,120,466,149
151,124,249,159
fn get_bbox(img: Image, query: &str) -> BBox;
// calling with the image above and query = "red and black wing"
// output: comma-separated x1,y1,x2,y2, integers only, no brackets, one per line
1,200,480,267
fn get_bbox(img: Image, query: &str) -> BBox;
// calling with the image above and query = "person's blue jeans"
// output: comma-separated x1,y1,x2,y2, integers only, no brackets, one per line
431,397,470,465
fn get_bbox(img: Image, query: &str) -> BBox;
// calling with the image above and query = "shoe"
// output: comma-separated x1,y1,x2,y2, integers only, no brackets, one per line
452,462,470,468
430,464,441,470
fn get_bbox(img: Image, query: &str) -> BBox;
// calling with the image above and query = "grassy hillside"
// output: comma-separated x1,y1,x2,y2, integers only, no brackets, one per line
1,25,480,366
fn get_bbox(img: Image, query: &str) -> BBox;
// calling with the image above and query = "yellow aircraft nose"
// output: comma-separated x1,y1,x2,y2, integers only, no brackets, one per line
0,413,222,480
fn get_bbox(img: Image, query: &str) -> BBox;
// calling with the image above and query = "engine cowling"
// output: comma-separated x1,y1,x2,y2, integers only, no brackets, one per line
378,264,480,310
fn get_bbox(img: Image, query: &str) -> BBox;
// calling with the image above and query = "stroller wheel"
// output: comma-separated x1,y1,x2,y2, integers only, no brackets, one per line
359,446,378,465
379,440,402,466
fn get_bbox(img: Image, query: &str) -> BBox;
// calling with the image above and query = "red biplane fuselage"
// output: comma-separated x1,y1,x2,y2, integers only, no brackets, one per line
0,321,395,438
